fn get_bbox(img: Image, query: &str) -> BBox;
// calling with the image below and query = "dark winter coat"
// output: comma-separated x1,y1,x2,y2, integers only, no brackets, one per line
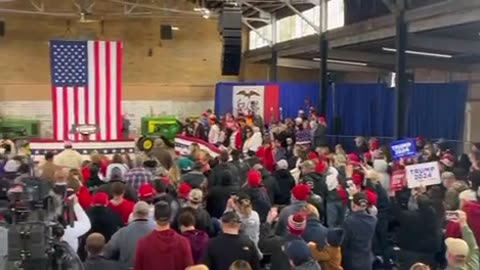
302,217,328,247
342,210,377,270
172,206,214,237
242,186,272,223
272,169,296,205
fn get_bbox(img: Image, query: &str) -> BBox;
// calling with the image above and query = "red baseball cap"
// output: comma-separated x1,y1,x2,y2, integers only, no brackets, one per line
91,192,109,206
138,183,155,199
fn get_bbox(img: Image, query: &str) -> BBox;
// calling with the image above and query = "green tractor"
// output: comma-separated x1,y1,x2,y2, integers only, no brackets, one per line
0,118,41,139
136,116,183,152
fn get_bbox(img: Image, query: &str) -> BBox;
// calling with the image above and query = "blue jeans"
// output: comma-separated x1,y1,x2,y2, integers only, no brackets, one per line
326,200,346,228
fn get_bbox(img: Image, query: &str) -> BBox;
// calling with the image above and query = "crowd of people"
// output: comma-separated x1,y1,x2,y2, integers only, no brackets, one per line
0,108,479,270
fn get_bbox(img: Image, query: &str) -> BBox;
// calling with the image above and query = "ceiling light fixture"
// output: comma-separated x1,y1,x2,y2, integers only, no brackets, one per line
172,26,179,31
194,7,210,19
313,58,368,66
382,47,452,59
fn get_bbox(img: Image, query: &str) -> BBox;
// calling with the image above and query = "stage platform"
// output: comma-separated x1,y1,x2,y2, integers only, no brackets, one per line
29,139,136,162
29,135,221,162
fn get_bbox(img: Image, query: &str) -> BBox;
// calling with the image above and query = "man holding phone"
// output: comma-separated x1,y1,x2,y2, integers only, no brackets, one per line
445,210,479,270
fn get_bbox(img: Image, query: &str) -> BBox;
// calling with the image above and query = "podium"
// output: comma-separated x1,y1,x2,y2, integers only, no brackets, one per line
70,124,98,141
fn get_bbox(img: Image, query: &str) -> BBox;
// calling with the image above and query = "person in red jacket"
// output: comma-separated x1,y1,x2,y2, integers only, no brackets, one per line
67,170,92,210
256,138,274,172
108,181,135,224
446,200,480,247
134,201,194,270
81,161,91,184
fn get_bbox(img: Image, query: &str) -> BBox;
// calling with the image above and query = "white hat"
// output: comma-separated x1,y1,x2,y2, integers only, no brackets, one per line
277,159,289,170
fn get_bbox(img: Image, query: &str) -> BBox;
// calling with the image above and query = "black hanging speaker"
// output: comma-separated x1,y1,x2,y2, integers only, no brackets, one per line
0,21,4,37
222,36,242,76
160,24,173,40
220,6,242,76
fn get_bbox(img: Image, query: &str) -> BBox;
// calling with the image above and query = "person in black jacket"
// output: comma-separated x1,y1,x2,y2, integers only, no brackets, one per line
300,160,328,200
258,209,292,270
255,164,279,205
272,160,295,206
206,171,238,218
392,193,442,270
342,191,377,270
242,170,272,223
230,149,250,186
152,177,180,222
173,189,214,237
209,151,240,188
369,179,394,269
201,211,260,270
83,233,122,270
182,162,207,189
96,176,138,202
312,117,328,149
300,160,327,218
78,192,124,261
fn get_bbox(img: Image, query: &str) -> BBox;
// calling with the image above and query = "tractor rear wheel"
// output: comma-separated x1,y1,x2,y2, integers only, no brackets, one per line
137,136,154,152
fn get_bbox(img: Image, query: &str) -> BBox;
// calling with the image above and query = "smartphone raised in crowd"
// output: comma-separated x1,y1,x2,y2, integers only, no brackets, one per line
346,180,355,188
445,211,459,221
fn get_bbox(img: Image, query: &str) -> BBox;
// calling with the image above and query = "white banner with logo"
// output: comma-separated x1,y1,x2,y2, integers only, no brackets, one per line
233,85,265,117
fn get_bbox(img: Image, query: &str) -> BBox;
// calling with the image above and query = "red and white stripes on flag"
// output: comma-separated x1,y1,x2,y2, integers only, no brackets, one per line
50,40,123,141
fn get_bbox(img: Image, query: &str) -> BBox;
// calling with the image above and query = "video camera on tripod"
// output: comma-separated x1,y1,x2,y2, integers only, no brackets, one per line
0,176,83,270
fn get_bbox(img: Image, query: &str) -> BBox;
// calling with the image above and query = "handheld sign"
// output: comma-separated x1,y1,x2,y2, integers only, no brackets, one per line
405,161,441,188
390,139,417,160
391,169,406,192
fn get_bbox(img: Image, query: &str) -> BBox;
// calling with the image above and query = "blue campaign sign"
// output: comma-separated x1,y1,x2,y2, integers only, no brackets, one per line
390,139,417,160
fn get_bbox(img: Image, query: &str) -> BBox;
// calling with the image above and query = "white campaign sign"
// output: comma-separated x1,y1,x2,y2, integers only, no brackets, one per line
405,161,441,188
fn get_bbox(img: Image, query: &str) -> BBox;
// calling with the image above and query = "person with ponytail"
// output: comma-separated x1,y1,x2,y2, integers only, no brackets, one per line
226,192,262,259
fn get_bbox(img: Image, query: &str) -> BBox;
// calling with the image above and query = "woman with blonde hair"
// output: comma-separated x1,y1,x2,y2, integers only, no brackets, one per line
302,203,328,250
226,193,262,258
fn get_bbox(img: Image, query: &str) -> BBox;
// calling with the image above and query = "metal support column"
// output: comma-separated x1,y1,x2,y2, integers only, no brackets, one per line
270,15,278,81
394,0,407,139
319,0,328,115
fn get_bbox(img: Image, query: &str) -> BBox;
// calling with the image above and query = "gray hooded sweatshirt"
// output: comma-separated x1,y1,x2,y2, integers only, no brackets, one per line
103,219,155,269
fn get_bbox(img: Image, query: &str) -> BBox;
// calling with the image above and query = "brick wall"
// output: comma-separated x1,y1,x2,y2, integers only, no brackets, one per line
0,13,231,135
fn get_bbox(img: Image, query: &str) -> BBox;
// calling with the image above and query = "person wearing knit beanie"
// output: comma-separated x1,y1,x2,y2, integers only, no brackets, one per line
285,240,321,269
287,212,307,236
291,184,311,201
274,183,311,237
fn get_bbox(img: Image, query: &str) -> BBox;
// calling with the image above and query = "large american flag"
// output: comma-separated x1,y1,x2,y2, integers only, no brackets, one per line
50,40,123,141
